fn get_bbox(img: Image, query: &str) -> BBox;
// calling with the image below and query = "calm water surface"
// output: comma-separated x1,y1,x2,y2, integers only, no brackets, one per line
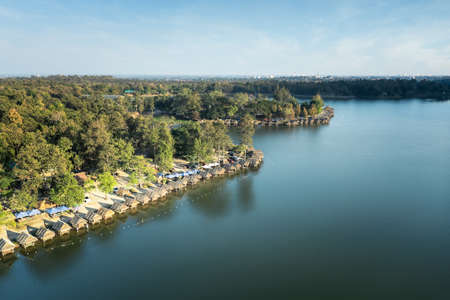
1,100,450,299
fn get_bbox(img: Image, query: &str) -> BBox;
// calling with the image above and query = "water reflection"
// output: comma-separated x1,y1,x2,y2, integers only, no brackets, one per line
237,172,255,212
19,237,85,279
187,177,233,217
0,254,17,276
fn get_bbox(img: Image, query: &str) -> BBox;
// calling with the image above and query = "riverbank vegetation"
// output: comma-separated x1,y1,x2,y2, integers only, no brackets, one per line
5,75,440,215
0,77,277,215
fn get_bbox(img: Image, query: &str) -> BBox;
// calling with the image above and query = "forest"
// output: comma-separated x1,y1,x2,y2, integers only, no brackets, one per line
0,76,319,218
0,75,447,219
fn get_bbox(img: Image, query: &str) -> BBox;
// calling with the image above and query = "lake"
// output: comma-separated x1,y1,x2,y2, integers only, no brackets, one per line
1,99,449,299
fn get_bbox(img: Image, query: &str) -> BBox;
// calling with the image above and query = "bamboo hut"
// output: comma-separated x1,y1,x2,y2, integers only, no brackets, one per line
188,175,201,185
86,210,102,225
98,207,115,221
16,232,38,248
158,186,168,197
136,193,150,205
0,238,15,256
166,181,177,192
181,177,189,186
149,190,161,202
212,167,226,176
125,197,139,209
111,202,128,214
70,215,88,231
174,180,185,191
200,171,212,179
52,220,72,235
35,227,56,242
226,164,237,173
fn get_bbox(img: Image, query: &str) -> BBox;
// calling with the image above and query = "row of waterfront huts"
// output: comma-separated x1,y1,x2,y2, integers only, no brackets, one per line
1,150,264,257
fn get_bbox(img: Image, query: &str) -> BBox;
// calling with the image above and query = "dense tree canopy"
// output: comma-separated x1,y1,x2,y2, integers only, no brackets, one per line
1,75,446,213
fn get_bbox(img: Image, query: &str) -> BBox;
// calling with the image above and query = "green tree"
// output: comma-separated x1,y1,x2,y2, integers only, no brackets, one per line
189,138,213,163
311,93,324,112
240,114,255,149
9,190,37,211
98,172,117,200
274,87,294,102
84,178,96,192
129,155,156,185
129,171,138,186
50,173,84,207
13,132,72,193
155,125,174,171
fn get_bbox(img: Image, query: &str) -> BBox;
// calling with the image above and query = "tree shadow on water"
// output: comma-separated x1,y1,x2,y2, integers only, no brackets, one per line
237,172,255,212
186,177,232,218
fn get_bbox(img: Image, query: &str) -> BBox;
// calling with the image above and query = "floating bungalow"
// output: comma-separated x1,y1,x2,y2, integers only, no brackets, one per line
174,180,185,191
212,167,226,176
16,232,38,248
188,175,201,185
111,202,128,214
125,197,139,209
0,238,15,256
181,177,190,186
70,215,88,231
136,193,151,205
35,227,56,242
86,210,102,225
157,186,168,197
166,181,177,192
52,220,72,235
201,171,212,179
98,207,115,221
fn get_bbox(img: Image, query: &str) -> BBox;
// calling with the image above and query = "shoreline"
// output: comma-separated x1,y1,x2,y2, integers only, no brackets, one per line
220,106,335,127
0,150,264,258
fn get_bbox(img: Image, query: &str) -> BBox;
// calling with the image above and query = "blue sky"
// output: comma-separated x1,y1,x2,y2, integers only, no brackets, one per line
1,0,449,75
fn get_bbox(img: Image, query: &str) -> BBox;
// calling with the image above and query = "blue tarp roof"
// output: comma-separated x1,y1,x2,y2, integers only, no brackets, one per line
14,208,42,219
158,169,200,179
46,206,69,215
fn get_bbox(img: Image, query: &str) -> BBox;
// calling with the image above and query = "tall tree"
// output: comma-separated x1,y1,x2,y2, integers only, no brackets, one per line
98,172,117,200
50,173,84,207
155,125,174,171
240,114,255,149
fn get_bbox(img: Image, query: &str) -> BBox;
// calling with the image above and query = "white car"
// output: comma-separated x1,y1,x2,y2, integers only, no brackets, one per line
84,196,91,203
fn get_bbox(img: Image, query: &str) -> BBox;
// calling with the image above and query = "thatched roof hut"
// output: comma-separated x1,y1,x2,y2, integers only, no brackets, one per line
200,171,212,179
52,220,72,235
70,215,88,231
16,232,38,248
98,207,115,221
158,186,168,197
0,238,15,256
166,181,177,192
125,197,139,209
35,227,56,242
86,210,102,225
174,180,185,191
136,193,150,205
181,177,189,186
111,202,128,214
188,175,201,185
225,164,237,173
212,167,226,176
